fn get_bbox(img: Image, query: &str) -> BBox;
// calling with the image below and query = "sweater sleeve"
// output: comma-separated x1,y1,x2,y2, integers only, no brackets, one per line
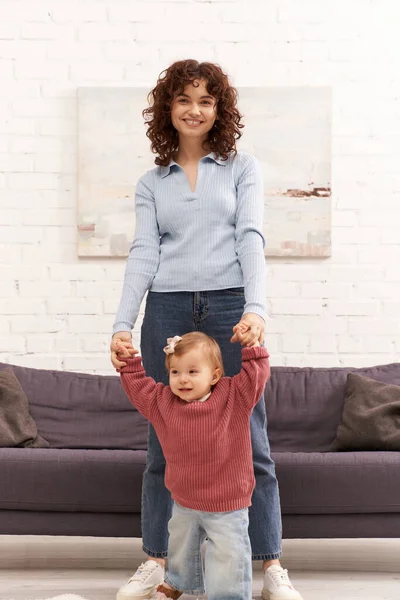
113,172,161,334
232,346,270,411
234,153,266,320
119,356,163,421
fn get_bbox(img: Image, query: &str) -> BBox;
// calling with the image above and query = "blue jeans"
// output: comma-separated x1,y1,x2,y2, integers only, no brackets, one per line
140,289,282,560
166,502,252,599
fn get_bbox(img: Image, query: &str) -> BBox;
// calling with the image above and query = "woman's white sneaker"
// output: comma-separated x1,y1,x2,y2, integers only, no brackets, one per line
262,565,303,600
116,560,165,600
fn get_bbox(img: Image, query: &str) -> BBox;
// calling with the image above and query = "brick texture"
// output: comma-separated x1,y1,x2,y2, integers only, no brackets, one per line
0,0,399,373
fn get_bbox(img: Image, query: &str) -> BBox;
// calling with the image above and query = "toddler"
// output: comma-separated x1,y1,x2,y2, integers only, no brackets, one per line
117,331,270,600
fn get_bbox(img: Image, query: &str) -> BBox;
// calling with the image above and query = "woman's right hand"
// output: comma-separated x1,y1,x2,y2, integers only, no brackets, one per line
110,331,133,369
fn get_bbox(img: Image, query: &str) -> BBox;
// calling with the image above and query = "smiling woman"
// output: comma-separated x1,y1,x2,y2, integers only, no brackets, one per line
171,82,217,134
168,80,218,192
142,60,243,166
110,59,303,600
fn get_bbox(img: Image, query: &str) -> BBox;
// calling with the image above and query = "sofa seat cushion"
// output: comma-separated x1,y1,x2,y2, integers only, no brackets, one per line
0,448,145,513
274,451,400,515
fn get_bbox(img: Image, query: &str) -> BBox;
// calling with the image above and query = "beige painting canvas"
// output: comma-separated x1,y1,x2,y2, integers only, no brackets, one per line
77,87,331,257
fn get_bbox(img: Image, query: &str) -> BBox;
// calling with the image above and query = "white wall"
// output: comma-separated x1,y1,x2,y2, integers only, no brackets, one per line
1,0,399,373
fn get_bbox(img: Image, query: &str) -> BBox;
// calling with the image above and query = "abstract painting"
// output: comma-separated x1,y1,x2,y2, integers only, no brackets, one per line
77,87,331,257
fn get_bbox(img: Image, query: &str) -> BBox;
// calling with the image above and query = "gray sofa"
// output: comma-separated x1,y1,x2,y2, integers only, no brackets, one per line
1,360,399,539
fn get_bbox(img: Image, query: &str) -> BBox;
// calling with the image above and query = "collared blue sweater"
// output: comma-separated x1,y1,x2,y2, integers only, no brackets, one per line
113,151,266,334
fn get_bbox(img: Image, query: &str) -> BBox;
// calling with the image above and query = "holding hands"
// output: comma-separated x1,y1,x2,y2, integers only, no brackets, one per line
110,332,138,369
110,312,264,370
231,312,265,347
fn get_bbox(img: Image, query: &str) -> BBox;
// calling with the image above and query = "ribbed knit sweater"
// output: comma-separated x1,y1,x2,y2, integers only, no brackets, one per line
120,346,270,512
113,151,266,335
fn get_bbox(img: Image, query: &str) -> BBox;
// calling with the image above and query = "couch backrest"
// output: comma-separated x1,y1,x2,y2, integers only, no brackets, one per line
1,361,400,452
266,363,400,451
0,362,148,450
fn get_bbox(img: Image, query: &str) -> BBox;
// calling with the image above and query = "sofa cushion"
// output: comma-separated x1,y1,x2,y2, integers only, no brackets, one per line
274,451,400,514
0,369,49,448
2,447,397,517
332,373,400,451
0,448,145,513
266,362,400,451
0,362,148,450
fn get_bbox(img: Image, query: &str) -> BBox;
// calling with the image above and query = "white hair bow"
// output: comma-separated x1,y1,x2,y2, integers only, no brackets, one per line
163,335,182,355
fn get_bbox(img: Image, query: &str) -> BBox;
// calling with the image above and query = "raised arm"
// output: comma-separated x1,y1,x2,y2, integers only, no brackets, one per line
119,356,163,421
232,346,270,411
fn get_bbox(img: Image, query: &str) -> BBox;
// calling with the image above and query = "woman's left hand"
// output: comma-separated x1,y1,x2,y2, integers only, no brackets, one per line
230,312,265,346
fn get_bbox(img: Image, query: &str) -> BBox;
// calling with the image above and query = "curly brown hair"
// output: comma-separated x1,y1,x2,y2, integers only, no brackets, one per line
143,59,244,166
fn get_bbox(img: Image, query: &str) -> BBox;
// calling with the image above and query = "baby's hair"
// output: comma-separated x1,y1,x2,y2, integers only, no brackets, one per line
165,332,224,376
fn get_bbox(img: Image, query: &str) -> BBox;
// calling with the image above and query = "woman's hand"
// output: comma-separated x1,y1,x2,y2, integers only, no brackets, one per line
110,331,134,369
230,312,265,347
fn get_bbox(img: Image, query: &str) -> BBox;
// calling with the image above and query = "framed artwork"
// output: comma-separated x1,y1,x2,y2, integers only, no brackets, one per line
77,86,331,257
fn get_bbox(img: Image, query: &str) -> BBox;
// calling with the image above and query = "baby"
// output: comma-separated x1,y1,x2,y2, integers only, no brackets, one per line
117,332,270,600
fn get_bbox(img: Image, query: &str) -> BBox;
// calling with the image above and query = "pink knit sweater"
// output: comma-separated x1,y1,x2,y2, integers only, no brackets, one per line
120,346,270,512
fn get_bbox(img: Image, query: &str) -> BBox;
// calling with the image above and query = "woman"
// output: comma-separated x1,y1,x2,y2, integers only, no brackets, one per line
111,59,302,600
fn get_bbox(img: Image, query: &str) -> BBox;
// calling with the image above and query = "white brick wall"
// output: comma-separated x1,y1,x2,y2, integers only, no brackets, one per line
1,0,399,373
